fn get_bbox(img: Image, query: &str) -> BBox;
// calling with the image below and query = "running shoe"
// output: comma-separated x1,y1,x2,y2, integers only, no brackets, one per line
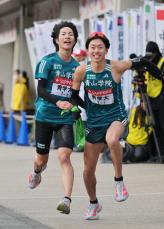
85,203,102,220
28,172,41,189
57,198,71,214
114,181,129,202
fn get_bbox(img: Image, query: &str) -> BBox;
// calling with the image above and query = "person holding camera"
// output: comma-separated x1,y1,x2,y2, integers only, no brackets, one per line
145,41,164,161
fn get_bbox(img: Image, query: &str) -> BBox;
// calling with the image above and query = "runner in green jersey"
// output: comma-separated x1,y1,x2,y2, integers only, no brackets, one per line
70,33,162,220
28,21,79,215
71,32,131,220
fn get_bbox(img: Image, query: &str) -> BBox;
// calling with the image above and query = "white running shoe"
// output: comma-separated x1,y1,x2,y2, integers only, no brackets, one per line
57,198,71,214
28,172,41,189
114,181,129,202
85,203,102,220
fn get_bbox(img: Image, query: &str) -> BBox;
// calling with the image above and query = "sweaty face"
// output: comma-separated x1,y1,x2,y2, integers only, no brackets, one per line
56,27,75,51
87,39,108,63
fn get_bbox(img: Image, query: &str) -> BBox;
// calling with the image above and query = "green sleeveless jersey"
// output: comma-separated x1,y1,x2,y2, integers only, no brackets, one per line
35,52,79,124
84,60,127,127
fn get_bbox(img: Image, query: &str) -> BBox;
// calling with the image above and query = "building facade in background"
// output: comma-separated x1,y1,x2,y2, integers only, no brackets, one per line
0,0,163,112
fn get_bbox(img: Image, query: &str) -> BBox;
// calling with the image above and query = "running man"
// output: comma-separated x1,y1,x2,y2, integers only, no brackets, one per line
71,32,132,220
28,21,79,214
71,32,163,220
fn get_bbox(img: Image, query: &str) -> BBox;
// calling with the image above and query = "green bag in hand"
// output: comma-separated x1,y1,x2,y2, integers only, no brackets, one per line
74,118,85,152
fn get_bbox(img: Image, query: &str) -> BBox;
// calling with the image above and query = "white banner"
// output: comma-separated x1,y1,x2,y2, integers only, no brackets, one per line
70,19,86,54
105,12,113,59
25,27,39,75
33,20,60,60
155,5,164,55
143,1,156,53
110,13,119,60
89,16,106,33
136,10,144,56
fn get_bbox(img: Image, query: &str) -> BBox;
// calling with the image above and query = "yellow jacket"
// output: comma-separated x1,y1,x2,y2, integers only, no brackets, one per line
146,57,164,98
11,82,29,111
127,108,153,145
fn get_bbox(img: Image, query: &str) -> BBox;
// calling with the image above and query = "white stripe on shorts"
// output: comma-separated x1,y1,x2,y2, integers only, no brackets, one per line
121,118,128,127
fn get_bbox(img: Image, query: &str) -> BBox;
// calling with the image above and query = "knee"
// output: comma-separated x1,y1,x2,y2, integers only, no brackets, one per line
83,164,95,176
58,153,70,165
106,136,119,150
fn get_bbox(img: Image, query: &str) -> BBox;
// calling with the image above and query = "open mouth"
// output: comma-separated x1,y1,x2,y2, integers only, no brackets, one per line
64,41,71,44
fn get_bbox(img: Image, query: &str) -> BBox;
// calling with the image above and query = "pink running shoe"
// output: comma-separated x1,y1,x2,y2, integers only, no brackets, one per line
85,203,102,220
114,181,129,202
28,173,41,189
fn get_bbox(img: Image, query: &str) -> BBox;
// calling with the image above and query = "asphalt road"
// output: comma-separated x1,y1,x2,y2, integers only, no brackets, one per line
0,143,164,229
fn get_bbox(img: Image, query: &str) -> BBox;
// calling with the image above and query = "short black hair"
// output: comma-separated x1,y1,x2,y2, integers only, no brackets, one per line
146,41,161,55
85,33,110,50
51,21,78,51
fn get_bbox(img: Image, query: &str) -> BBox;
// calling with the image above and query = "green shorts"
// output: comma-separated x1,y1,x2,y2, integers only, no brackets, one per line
85,118,128,144
85,126,108,143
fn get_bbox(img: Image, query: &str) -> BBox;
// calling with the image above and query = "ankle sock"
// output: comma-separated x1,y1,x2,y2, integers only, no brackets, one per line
114,176,123,182
34,170,41,174
90,198,98,204
64,196,71,203
34,164,47,174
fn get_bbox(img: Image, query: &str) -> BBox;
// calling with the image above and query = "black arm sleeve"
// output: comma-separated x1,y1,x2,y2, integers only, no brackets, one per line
131,57,163,80
37,78,59,105
70,89,85,109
